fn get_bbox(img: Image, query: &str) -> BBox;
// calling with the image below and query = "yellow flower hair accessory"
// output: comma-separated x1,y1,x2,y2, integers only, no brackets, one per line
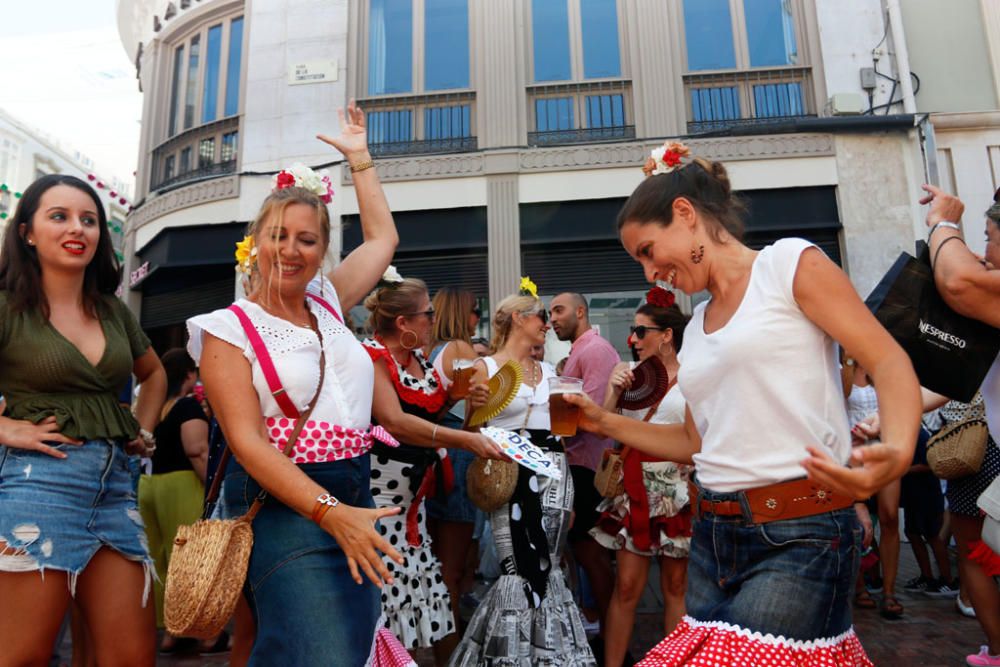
519,276,538,299
235,235,258,274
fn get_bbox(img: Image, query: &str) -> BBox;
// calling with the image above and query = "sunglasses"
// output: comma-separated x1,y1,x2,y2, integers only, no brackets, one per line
523,309,548,324
408,309,435,319
629,325,665,340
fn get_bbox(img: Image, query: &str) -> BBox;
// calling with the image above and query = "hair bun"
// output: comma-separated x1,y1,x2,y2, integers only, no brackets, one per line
363,290,381,313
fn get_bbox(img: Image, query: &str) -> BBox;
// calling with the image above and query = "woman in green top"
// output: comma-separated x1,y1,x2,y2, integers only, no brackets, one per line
0,174,167,666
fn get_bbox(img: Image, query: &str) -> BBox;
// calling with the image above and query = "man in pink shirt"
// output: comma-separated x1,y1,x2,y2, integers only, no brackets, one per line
550,292,620,643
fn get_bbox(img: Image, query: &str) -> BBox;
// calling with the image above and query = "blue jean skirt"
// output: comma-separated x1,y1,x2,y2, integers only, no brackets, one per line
222,454,381,667
0,440,152,596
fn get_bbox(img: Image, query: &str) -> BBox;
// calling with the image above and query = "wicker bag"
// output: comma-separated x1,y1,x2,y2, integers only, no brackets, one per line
927,418,989,480
467,457,518,512
164,304,326,639
594,402,660,498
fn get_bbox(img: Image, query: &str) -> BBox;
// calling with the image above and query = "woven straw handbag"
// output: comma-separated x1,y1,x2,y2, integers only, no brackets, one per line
594,401,660,498
467,457,519,512
164,305,326,639
927,418,989,480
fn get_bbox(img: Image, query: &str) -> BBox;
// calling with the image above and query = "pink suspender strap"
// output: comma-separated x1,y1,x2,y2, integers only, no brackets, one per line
305,292,344,324
227,304,300,419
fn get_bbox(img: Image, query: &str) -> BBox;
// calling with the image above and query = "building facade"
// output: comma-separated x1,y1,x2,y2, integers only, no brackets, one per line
119,0,999,355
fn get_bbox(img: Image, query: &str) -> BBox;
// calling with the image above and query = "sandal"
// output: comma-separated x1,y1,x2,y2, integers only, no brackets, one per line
879,595,903,619
854,590,877,609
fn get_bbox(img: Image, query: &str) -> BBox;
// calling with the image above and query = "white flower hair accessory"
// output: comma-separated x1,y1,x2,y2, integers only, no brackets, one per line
642,141,692,177
378,265,404,288
272,162,334,203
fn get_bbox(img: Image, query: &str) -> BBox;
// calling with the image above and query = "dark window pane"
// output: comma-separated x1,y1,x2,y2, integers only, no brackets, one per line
224,17,244,116
179,147,191,173
581,0,620,78
535,97,575,131
199,138,215,167
753,82,804,117
424,105,471,139
585,94,624,128
222,131,239,161
184,35,200,129
682,0,735,71
368,0,413,94
691,86,740,121
202,24,223,123
745,0,798,67
164,155,175,180
425,0,469,90
532,0,571,81
368,110,414,144
169,46,184,136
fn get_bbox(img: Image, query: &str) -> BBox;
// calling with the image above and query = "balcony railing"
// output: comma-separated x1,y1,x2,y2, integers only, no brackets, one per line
527,79,634,147
151,116,240,192
357,91,478,157
683,66,815,134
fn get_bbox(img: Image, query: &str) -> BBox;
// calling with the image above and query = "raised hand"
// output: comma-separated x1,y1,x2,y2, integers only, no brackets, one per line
316,99,370,160
919,184,965,227
0,415,83,459
320,503,404,587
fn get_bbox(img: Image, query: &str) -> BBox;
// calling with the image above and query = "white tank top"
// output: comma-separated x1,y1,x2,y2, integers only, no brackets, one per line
677,238,851,493
481,356,555,432
430,341,453,391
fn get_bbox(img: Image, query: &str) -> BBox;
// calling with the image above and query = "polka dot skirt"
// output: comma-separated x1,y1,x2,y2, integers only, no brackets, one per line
947,438,1000,517
636,616,873,667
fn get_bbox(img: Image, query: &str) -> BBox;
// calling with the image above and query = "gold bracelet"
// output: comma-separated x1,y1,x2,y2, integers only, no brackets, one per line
350,158,375,173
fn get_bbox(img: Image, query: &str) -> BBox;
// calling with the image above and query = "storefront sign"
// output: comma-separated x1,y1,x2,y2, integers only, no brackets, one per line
129,261,150,288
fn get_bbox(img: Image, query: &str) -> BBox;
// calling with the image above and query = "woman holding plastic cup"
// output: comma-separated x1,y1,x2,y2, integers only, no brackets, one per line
449,282,596,666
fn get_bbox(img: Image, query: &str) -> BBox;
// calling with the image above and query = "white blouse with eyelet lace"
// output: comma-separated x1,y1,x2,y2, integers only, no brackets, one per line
186,276,374,431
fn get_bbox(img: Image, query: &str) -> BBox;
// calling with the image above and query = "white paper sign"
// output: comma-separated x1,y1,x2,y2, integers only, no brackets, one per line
288,60,339,85
480,427,562,480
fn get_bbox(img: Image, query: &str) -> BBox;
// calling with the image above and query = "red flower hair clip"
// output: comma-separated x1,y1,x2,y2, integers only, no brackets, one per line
645,286,675,309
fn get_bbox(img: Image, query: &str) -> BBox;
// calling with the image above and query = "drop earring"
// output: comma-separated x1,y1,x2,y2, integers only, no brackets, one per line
691,244,705,264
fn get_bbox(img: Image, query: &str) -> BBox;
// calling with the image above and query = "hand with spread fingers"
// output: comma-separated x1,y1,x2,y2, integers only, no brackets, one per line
320,504,404,587
317,99,369,161
802,441,909,500
0,415,83,459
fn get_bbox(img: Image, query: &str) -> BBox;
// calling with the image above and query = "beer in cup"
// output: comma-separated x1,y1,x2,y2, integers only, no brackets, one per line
548,376,584,437
451,359,477,399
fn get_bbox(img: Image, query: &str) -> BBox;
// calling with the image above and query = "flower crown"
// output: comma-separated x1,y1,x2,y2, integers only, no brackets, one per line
519,276,538,299
645,286,675,309
642,141,692,177
376,265,405,289
272,162,334,204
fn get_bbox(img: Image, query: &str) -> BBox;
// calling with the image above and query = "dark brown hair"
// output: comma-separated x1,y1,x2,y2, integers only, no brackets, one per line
0,174,120,317
616,159,746,242
636,303,690,353
161,347,197,397
987,202,1000,228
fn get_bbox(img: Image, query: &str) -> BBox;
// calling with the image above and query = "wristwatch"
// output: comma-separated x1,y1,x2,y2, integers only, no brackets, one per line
311,493,340,525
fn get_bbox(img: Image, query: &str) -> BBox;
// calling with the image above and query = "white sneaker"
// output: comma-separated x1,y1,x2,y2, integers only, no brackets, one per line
957,595,977,618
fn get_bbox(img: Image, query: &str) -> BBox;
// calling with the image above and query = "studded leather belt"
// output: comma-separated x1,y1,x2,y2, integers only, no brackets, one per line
693,477,854,524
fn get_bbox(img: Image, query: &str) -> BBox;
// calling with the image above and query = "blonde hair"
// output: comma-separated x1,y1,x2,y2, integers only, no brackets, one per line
363,277,429,335
490,294,544,352
431,287,476,346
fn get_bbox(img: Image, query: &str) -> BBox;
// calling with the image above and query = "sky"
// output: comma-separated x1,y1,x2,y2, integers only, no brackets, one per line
0,1,142,191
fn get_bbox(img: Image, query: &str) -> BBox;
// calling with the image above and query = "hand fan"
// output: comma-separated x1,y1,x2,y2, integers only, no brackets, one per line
468,360,523,426
617,355,670,411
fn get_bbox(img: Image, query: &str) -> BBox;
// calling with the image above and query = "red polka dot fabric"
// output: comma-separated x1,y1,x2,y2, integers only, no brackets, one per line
637,617,873,667
264,417,398,463
370,627,417,667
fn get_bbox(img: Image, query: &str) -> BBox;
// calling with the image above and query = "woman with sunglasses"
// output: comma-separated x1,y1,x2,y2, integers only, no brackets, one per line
362,275,503,661
450,290,596,667
592,287,692,667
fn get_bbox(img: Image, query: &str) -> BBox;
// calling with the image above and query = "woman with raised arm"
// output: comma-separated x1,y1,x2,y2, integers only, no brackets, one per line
188,102,407,666
0,174,167,666
564,142,921,666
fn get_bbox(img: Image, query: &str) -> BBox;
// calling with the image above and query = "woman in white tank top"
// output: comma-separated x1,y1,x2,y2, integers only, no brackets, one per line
565,142,922,666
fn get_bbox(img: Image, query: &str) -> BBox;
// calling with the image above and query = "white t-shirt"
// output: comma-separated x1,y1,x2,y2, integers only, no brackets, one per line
678,238,851,493
186,277,374,430
482,356,556,432
983,352,1000,441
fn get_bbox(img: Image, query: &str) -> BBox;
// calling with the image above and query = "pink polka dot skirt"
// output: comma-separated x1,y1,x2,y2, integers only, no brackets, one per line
265,417,398,463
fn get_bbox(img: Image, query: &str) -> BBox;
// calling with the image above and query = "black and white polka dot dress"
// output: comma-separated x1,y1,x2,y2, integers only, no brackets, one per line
941,394,1000,517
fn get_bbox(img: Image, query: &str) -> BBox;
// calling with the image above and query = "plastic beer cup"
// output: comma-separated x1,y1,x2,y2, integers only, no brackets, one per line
548,376,584,437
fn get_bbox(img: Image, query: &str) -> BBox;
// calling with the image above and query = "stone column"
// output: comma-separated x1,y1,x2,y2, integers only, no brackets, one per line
475,0,526,148
486,157,521,307
626,0,686,139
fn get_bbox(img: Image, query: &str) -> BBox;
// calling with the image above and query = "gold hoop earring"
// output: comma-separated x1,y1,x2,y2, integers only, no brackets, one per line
691,244,705,264
400,329,419,350
657,340,667,355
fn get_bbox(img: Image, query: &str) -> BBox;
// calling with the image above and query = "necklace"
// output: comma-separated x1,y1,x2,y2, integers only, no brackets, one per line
524,359,538,388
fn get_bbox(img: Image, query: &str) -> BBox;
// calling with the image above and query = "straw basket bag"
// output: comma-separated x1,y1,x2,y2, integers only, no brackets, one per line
467,457,518,512
164,304,325,639
594,402,660,498
927,418,989,480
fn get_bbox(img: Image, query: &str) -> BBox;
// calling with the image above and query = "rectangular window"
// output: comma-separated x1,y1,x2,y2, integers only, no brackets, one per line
224,17,244,116
221,131,239,162
199,138,215,167
425,0,469,90
424,105,471,139
753,82,804,117
535,97,575,131
532,0,571,81
179,147,192,173
184,35,201,129
682,0,736,71
169,45,184,136
585,94,624,128
368,110,413,145
164,155,176,181
202,24,223,123
691,86,740,122
368,0,413,94
580,0,620,79
745,0,798,67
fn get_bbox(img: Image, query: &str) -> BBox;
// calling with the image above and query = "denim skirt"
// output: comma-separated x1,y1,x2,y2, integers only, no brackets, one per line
0,440,151,595
222,454,381,667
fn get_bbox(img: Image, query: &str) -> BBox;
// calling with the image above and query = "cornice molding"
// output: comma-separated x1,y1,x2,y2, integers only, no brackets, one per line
128,175,240,229
346,133,835,183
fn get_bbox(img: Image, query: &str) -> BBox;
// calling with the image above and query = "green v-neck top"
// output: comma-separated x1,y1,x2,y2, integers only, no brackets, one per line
0,291,151,440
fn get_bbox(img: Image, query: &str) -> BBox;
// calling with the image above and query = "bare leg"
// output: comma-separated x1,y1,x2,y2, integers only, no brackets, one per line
74,547,156,667
951,514,1000,655
229,594,254,667
603,550,650,667
658,556,687,635
905,532,934,580
70,602,96,667
927,533,953,582
573,536,614,634
0,555,71,667
877,480,901,604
